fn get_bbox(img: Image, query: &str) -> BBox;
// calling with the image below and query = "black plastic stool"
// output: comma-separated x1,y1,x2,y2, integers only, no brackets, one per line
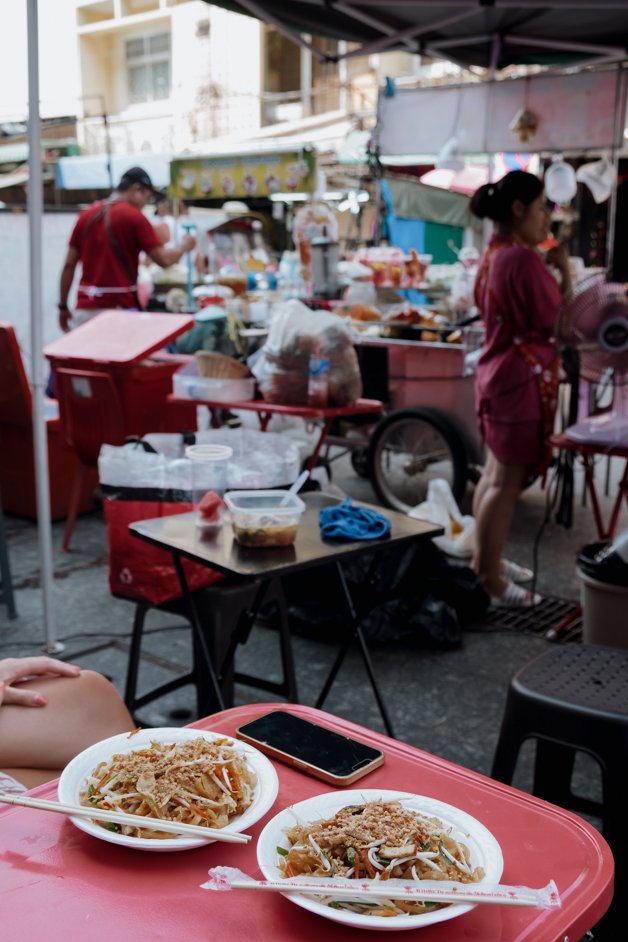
491,643,628,939
123,577,298,722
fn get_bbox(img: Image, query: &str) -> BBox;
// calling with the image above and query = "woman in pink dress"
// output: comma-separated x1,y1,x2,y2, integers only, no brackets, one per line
470,171,572,607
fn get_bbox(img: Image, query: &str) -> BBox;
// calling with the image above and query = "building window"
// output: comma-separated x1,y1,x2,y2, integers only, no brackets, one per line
126,32,171,104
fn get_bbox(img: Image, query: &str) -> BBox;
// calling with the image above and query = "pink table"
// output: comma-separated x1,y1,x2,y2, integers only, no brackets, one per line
0,704,613,941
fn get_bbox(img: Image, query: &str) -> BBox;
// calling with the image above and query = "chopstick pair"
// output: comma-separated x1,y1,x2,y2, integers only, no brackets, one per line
0,792,251,844
201,866,561,909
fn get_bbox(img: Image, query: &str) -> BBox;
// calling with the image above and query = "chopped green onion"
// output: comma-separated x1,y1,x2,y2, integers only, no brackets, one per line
276,845,289,857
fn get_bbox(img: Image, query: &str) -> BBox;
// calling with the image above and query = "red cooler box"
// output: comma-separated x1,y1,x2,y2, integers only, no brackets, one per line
44,310,198,437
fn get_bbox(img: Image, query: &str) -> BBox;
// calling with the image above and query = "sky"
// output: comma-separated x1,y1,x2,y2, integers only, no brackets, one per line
1,1,78,120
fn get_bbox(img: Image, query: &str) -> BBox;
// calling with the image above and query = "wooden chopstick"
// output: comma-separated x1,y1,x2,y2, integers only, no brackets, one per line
0,792,251,843
202,868,561,909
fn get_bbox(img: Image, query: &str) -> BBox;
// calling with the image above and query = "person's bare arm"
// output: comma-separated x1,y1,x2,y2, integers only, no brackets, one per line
147,234,196,270
59,246,79,332
546,244,573,298
0,656,81,707
546,244,574,339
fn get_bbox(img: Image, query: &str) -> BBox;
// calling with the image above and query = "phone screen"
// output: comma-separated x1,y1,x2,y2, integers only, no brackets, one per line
237,711,383,778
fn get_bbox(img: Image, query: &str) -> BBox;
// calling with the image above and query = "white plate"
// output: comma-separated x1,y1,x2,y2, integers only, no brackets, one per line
257,789,503,932
58,727,279,852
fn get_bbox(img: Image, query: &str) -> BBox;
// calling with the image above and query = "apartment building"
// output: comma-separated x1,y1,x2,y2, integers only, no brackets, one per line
1,1,453,163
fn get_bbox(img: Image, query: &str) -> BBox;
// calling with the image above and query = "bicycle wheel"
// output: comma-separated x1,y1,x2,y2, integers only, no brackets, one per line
367,407,468,512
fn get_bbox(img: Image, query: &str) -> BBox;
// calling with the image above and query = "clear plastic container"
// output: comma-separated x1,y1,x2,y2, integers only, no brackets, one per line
185,444,233,530
224,490,306,547
173,362,256,402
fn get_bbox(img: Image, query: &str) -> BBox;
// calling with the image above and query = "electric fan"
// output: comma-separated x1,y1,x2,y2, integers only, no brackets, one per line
560,275,628,446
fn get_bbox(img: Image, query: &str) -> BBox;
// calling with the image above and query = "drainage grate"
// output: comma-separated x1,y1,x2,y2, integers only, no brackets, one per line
475,596,582,643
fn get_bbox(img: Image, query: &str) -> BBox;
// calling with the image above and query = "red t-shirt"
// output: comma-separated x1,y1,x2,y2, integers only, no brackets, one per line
69,199,163,310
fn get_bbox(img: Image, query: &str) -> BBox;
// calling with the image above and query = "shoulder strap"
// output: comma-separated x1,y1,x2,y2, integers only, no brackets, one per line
103,203,136,284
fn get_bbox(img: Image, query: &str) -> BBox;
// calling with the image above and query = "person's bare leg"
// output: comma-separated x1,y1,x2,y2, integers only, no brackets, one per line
473,454,529,597
472,450,494,521
0,670,133,786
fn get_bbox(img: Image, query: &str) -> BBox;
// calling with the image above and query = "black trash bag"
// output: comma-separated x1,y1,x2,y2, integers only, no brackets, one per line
361,594,462,650
424,562,490,627
281,540,485,645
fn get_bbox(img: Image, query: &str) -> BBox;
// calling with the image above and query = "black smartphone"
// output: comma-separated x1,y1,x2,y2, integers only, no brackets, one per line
236,710,385,786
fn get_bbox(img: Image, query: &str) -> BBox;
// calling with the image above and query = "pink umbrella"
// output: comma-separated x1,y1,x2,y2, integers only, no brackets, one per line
420,163,492,195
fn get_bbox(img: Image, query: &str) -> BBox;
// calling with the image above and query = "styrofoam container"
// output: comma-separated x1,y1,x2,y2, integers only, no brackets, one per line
224,489,306,547
173,362,256,402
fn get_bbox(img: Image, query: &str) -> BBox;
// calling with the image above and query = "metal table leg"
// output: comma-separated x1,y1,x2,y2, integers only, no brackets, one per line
172,553,225,716
315,560,395,738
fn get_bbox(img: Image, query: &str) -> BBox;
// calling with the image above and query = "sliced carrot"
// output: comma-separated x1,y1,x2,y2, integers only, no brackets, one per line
360,849,376,879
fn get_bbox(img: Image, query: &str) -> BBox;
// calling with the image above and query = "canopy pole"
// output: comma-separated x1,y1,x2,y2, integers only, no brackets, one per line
605,66,625,276
26,0,62,654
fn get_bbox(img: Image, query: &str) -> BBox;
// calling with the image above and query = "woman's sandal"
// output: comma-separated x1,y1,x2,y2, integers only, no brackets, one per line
500,559,534,583
491,580,541,609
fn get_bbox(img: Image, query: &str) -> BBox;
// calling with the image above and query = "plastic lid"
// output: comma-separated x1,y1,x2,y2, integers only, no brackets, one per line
185,444,233,462
577,541,628,586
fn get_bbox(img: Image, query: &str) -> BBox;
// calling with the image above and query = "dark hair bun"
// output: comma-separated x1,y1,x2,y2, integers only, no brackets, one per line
470,170,543,223
470,183,498,220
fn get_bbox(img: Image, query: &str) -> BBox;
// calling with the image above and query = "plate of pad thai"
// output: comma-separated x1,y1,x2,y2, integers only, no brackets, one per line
58,727,278,851
257,789,503,930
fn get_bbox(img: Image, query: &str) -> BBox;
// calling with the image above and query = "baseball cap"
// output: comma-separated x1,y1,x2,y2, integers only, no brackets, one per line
118,166,165,199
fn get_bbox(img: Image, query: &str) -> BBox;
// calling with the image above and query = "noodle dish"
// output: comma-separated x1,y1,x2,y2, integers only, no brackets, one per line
58,727,279,852
257,789,503,931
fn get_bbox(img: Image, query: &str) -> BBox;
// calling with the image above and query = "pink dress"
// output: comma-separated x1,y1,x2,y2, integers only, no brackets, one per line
474,236,562,471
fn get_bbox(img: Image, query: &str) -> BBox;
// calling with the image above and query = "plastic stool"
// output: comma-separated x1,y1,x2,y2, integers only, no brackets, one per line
123,579,298,722
491,643,628,940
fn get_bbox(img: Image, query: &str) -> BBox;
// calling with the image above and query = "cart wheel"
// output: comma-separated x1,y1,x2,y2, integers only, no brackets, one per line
350,447,369,478
367,407,468,512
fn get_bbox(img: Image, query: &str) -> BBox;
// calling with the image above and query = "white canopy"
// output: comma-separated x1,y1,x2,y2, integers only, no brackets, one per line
376,68,628,157
56,152,171,190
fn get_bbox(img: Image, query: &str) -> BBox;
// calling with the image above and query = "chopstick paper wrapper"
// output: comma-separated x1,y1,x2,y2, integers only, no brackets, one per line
201,867,560,909
0,793,251,843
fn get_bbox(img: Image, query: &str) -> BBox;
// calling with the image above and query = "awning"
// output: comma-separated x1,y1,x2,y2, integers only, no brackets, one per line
0,165,29,189
55,152,171,190
179,110,366,160
0,138,80,168
385,173,482,232
377,69,628,157
204,2,628,73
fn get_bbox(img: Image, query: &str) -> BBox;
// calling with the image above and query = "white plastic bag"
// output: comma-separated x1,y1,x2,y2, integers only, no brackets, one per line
408,478,476,558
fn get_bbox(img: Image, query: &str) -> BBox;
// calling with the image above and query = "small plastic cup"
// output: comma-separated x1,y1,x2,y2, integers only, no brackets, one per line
185,444,233,530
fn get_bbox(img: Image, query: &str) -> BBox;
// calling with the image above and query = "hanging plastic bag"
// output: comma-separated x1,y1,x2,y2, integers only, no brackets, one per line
408,477,476,558
250,299,362,406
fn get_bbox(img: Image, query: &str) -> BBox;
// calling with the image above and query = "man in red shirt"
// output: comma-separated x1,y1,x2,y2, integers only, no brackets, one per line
57,166,196,331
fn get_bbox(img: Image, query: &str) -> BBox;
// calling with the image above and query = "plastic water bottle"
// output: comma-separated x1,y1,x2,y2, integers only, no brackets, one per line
307,352,329,407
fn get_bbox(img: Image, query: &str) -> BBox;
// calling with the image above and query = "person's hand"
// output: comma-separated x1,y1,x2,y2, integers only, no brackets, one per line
180,234,197,254
58,306,72,333
0,657,81,707
545,244,570,276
